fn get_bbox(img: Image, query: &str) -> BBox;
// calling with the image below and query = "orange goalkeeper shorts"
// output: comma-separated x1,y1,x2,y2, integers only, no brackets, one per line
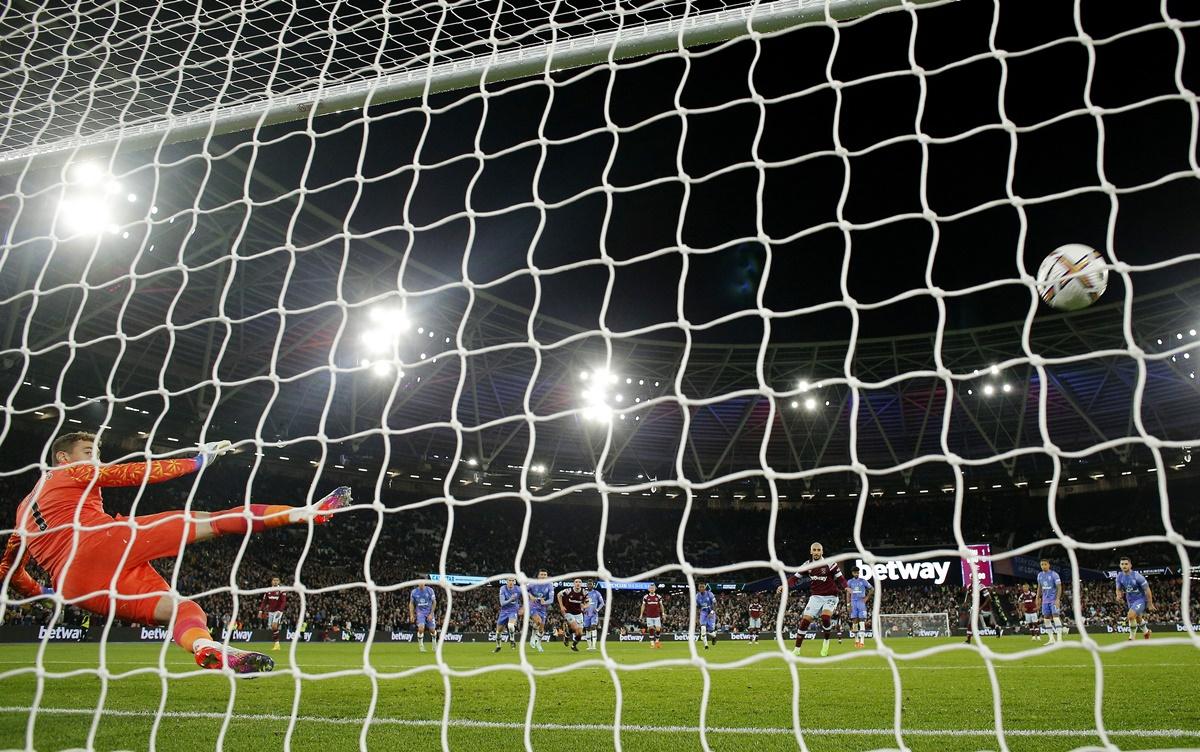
55,511,197,626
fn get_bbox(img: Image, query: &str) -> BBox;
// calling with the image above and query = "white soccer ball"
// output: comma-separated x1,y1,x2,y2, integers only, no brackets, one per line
1036,243,1108,311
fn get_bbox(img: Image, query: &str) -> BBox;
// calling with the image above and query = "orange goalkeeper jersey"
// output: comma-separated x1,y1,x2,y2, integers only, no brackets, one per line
6,458,200,585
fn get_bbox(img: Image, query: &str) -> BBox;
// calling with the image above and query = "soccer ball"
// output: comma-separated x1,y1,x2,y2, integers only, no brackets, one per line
1035,244,1108,311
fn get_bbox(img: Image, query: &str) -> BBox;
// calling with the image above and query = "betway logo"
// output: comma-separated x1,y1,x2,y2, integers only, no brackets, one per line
220,629,253,642
140,627,171,642
618,634,645,642
856,559,951,584
38,625,83,641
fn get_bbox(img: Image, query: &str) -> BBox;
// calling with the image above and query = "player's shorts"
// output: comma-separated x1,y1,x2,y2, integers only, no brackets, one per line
699,611,716,630
645,617,662,629
529,605,548,622
583,613,598,629
850,603,868,620
802,594,840,620
497,608,519,626
1040,601,1060,617
564,613,584,629
414,609,436,629
748,617,761,629
56,518,194,625
1126,600,1147,616
267,610,285,629
1023,612,1038,624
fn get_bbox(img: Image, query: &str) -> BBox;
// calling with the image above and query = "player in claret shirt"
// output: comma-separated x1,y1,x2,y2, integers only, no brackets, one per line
963,583,1003,644
1018,583,1039,640
557,578,587,652
258,577,288,651
0,431,351,675
747,599,764,644
778,542,849,657
640,584,665,648
1115,557,1155,640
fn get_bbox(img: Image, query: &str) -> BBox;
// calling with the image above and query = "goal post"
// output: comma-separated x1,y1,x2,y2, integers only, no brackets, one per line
877,612,952,638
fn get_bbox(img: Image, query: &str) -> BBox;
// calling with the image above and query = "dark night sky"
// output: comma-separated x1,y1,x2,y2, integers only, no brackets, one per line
209,0,1200,345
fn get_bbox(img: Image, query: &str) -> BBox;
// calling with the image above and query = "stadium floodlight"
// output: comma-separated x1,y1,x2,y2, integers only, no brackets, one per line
1191,329,1197,336
58,196,111,235
798,379,810,391
466,458,478,467
1002,383,1012,393
989,364,1000,375
371,361,392,377
69,161,104,185
803,397,817,411
360,329,391,353
790,400,799,408
983,384,996,396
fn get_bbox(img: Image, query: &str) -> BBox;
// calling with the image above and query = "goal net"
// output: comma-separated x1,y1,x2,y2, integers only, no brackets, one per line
878,612,951,638
2,0,1199,749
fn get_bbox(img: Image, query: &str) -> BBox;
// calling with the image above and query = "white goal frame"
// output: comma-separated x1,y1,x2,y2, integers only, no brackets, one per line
877,612,952,638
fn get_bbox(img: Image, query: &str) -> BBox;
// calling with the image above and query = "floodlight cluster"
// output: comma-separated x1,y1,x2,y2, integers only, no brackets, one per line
57,161,147,238
787,379,829,411
967,364,1015,398
359,306,412,377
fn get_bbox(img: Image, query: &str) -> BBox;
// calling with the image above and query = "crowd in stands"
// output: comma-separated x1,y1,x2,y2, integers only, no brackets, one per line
2,461,1198,637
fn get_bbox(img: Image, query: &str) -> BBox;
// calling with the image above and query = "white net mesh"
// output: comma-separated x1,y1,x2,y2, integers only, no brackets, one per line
2,0,1200,749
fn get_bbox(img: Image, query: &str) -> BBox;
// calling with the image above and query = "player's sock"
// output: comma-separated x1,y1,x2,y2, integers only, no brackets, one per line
794,617,811,649
172,600,212,653
1052,617,1063,639
208,504,298,535
701,626,708,648
1042,619,1053,642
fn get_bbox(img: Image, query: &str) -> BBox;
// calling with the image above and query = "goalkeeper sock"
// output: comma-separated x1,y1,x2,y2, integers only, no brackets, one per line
172,600,211,653
210,505,295,535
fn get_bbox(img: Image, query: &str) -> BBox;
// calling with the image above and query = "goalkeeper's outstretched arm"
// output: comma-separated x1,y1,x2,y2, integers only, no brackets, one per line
0,534,51,600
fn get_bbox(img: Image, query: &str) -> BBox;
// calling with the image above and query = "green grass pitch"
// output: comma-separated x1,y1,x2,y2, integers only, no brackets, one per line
0,635,1197,751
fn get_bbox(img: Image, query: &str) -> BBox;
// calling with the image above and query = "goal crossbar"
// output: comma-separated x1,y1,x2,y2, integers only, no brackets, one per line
0,0,939,176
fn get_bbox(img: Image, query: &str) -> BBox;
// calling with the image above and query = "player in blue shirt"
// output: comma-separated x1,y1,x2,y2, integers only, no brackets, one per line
1035,559,1065,643
408,583,438,652
583,581,606,651
696,583,717,649
846,567,873,648
526,569,555,653
493,577,522,653
1115,557,1155,640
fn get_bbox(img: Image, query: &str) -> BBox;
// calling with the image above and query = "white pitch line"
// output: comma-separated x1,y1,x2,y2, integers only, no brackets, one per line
0,707,1197,738
0,660,1187,671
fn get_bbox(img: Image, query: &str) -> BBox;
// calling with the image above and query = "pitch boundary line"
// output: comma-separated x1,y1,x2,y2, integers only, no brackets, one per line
0,706,1197,738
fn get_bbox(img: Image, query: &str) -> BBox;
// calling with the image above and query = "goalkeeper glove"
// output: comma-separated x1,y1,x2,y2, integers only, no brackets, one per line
196,440,233,468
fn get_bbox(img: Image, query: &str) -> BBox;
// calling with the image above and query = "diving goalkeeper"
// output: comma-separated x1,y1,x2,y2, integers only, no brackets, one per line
0,431,351,674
